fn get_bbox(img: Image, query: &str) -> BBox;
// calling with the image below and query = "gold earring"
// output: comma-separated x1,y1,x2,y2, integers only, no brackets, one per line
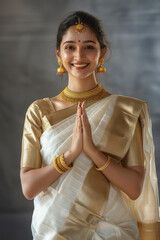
57,60,66,74
96,58,106,73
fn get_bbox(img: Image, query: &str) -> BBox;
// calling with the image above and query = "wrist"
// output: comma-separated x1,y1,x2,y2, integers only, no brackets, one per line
84,144,98,159
64,149,77,165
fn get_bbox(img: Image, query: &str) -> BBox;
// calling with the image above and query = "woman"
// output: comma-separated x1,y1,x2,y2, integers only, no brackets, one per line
20,11,159,240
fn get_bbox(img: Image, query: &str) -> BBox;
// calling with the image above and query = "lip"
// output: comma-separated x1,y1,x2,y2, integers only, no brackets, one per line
71,63,89,70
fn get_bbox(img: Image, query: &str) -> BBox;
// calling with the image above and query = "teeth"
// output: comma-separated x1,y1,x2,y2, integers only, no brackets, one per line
73,64,88,67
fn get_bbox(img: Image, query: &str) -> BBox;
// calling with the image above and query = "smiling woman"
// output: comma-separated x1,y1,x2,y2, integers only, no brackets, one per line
20,11,159,240
56,25,107,85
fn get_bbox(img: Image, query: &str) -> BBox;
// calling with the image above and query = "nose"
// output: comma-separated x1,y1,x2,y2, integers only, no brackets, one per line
74,47,85,60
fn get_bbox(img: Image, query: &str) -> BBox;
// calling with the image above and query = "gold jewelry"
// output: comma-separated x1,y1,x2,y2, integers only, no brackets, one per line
60,154,73,170
60,84,106,104
53,157,65,174
57,59,66,75
57,156,67,172
95,156,111,171
96,58,106,74
53,154,73,174
75,18,85,34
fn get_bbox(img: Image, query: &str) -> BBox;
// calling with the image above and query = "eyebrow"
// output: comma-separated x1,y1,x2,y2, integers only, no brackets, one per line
63,40,96,45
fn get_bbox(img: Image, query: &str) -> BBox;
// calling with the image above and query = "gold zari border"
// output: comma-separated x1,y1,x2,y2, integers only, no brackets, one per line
138,221,160,240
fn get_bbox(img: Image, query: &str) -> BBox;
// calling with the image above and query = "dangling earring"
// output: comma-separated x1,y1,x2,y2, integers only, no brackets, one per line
96,58,106,73
57,59,66,74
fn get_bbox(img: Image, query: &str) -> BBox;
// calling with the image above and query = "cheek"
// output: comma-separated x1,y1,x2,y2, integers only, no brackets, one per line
62,52,72,62
88,50,100,62
89,55,99,66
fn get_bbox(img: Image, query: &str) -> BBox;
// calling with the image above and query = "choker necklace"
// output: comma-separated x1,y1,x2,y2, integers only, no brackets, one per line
59,84,107,104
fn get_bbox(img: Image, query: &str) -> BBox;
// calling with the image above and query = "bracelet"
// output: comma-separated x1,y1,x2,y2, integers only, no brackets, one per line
57,156,67,172
53,153,73,174
95,156,111,171
60,154,73,170
53,157,65,174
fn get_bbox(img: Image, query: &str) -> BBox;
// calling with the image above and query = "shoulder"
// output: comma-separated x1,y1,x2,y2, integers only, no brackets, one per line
110,94,147,105
26,98,54,117
109,94,148,117
112,94,146,104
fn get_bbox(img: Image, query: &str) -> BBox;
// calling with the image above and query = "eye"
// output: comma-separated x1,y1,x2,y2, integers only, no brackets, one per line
85,45,94,50
65,45,75,50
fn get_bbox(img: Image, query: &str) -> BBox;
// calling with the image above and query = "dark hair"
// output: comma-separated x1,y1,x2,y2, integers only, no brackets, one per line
56,11,111,52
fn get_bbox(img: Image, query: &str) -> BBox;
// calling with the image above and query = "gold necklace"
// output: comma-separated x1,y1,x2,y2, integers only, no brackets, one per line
59,84,107,104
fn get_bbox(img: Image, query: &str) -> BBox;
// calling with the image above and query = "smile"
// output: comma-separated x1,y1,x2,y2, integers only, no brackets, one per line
71,63,89,70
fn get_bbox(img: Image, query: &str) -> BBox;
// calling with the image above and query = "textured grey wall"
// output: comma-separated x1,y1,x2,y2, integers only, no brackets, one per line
0,0,160,239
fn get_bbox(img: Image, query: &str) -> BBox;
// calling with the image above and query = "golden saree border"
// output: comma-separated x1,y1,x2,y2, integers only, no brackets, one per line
138,221,160,240
97,95,145,161
75,166,110,215
59,166,110,239
121,119,144,167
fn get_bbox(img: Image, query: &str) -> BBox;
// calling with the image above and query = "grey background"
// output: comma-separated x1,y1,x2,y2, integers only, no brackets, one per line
0,0,160,239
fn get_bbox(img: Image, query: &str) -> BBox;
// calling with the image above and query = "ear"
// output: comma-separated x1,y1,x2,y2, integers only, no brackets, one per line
100,47,107,59
55,48,61,61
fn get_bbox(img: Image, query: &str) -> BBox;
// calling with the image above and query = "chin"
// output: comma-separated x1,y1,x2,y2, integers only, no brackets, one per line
71,71,95,80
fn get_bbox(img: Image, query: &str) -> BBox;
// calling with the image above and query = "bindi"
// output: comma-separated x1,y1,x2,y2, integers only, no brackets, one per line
78,40,81,42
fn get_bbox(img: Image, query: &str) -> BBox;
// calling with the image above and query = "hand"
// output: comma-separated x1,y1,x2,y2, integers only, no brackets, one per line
81,102,96,156
69,103,83,159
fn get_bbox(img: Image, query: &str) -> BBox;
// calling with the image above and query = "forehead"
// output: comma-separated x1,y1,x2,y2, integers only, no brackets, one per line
61,25,98,43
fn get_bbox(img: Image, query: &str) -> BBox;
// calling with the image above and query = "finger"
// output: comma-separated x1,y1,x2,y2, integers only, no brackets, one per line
81,102,87,115
81,101,85,110
76,102,82,118
78,102,81,108
77,102,81,111
76,106,82,129
81,115,84,129
78,114,82,127
81,103,89,125
74,106,81,130
81,113,86,129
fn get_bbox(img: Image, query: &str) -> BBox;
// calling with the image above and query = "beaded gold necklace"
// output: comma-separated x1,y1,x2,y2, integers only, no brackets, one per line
59,84,106,104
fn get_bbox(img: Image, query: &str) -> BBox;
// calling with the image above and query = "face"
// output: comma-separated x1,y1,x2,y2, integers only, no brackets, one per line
57,25,106,80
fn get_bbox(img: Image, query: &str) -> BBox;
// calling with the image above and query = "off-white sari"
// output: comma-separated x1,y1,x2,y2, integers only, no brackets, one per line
29,95,159,240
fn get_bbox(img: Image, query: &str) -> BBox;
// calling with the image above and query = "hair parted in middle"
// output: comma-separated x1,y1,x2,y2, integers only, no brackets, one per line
56,11,111,55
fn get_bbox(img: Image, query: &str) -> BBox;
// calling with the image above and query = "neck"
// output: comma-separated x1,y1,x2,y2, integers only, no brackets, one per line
60,82,107,104
67,74,97,92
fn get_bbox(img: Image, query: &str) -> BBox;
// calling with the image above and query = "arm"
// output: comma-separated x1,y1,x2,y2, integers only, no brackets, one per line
81,102,145,200
86,148,144,200
20,149,75,200
20,103,83,200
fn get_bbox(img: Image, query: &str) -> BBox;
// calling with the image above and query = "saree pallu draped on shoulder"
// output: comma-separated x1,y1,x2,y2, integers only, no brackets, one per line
32,95,159,240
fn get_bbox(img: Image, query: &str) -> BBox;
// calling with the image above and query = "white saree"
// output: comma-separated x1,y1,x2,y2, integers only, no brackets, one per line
30,95,159,240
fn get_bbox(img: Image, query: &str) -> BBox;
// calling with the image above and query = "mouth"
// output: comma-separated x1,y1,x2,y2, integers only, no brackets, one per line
71,63,89,70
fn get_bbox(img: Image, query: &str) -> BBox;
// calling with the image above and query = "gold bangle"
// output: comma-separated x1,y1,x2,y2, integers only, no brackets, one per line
95,156,111,171
57,156,67,172
53,157,65,174
60,154,73,170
